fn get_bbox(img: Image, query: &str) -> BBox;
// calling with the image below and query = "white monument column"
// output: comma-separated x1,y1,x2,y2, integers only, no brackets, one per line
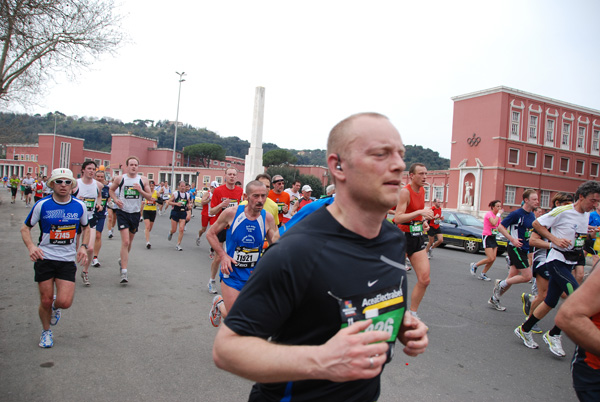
244,86,265,188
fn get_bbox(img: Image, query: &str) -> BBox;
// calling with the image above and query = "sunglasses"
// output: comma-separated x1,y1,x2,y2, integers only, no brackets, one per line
54,179,72,185
273,180,285,184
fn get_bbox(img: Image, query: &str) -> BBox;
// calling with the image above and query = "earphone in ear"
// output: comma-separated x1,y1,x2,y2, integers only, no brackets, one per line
336,164,342,171
335,153,343,171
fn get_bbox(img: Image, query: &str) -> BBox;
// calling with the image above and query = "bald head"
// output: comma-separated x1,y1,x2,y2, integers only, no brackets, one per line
327,112,390,157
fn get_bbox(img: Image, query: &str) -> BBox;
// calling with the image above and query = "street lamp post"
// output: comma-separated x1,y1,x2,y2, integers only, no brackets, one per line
171,72,186,189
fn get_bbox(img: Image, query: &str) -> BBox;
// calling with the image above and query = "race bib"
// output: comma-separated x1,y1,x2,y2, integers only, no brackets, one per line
524,229,532,240
124,186,140,199
277,202,286,213
49,224,76,245
226,198,239,209
574,234,586,251
100,198,107,207
233,246,260,268
84,198,95,211
409,221,423,237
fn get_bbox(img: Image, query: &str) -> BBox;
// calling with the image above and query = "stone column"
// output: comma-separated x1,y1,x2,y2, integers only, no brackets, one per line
244,87,265,188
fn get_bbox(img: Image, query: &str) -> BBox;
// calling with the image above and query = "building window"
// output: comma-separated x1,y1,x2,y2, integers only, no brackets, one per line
575,160,584,175
526,152,537,167
505,186,516,205
85,157,92,161
202,175,210,185
213,160,218,165
177,154,181,159
424,186,430,202
59,142,71,169
546,119,555,143
34,155,38,162
591,162,599,177
562,123,570,149
511,111,520,138
560,157,569,172
433,186,444,202
543,154,553,170
226,163,231,167
215,176,223,184
593,130,600,152
529,115,538,140
508,148,519,164
220,162,225,166
25,154,30,161
27,167,33,173
13,155,18,160
147,173,154,180
577,127,586,151
540,191,550,209
94,159,101,166
176,162,180,167
21,154,24,160
103,160,109,167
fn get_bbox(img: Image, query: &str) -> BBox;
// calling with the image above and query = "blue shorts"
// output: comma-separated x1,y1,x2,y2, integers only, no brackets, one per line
219,267,253,292
95,216,106,233
532,260,550,280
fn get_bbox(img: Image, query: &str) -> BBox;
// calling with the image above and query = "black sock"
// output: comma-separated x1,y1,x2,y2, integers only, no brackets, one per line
522,315,540,333
549,325,561,336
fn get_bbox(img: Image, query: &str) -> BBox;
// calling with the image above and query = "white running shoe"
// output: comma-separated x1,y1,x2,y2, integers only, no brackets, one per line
543,332,565,357
470,262,477,276
488,297,506,311
478,273,491,281
176,245,183,251
120,271,128,284
92,258,101,267
196,237,201,246
146,242,151,249
50,295,61,326
209,295,224,327
39,330,53,348
167,232,173,241
514,325,539,349
81,271,90,286
207,280,217,294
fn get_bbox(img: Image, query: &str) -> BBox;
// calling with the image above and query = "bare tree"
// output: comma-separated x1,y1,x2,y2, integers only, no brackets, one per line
0,0,124,104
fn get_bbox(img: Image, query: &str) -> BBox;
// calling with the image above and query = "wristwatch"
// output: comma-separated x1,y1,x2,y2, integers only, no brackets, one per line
80,244,88,249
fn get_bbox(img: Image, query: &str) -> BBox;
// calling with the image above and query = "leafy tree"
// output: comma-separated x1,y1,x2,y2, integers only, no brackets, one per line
263,149,298,167
298,174,324,199
266,166,302,188
404,145,450,170
183,143,226,167
0,0,124,104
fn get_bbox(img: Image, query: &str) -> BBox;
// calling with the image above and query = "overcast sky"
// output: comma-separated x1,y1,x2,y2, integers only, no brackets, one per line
10,0,600,158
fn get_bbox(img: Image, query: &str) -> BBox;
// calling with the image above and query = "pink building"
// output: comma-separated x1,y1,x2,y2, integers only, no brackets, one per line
448,86,600,216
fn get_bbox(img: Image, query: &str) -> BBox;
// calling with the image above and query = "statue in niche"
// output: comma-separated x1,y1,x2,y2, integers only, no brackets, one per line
464,181,473,206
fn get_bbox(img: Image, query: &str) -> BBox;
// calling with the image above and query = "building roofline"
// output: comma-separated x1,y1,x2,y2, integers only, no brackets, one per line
38,133,85,141
5,143,38,147
451,86,600,115
111,133,158,143
82,148,111,155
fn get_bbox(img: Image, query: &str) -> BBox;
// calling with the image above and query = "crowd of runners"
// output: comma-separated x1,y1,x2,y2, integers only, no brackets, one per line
12,112,600,401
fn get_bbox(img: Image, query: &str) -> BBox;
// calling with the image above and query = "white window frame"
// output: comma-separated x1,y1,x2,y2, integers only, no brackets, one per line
25,154,30,161
526,151,537,168
59,142,71,169
510,111,520,139
424,186,430,202
103,160,110,167
577,127,586,151
545,119,555,144
543,154,553,170
147,173,154,180
505,186,516,205
591,162,599,177
559,157,570,173
592,129,600,155
508,148,519,165
540,190,550,209
528,115,538,142
203,175,210,185
575,160,585,175
433,186,444,202
213,160,219,165
215,176,223,185
561,122,570,150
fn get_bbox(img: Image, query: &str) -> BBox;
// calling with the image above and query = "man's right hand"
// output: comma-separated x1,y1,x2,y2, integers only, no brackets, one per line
315,320,390,382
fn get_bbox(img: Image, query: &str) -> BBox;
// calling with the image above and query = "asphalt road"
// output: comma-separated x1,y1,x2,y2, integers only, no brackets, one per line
0,190,581,401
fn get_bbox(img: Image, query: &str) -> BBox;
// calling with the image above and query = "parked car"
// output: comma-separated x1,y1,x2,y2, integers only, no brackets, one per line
439,211,507,255
193,187,209,208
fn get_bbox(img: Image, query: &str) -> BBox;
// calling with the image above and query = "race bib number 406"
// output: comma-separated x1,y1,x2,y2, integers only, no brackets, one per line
337,284,405,343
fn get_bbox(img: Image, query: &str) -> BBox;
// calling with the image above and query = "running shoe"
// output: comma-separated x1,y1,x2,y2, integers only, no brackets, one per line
531,279,538,296
521,293,532,316
470,262,477,276
543,332,565,357
146,242,151,249
207,280,217,294
488,296,506,311
196,237,201,247
427,249,433,259
176,245,183,251
92,258,101,267
209,250,215,259
108,230,113,239
478,273,491,281
81,271,90,286
405,258,412,271
120,271,128,284
210,295,224,327
167,232,173,241
50,295,61,326
514,325,539,349
531,323,543,334
39,329,53,348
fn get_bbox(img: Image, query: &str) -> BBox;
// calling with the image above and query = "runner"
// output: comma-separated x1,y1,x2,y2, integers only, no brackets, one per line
207,168,243,294
22,172,35,206
109,156,152,284
33,179,44,203
470,200,504,281
20,168,89,348
394,163,435,320
425,198,443,259
9,174,19,204
106,177,118,239
142,180,158,249
489,189,539,311
167,180,191,251
91,169,110,267
283,180,301,223
515,181,600,355
72,161,104,286
207,180,278,327
196,181,218,246
267,175,289,226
